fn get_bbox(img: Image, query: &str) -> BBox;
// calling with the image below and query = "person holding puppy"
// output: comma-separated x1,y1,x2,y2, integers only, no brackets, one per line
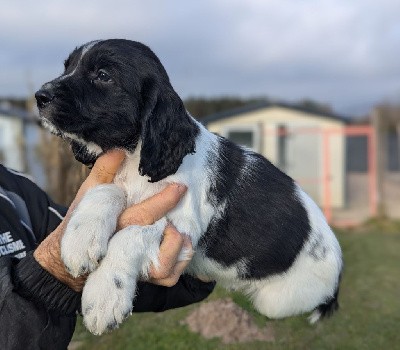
0,150,215,350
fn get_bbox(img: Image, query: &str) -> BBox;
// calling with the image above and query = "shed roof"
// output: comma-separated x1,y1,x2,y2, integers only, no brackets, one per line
201,101,349,125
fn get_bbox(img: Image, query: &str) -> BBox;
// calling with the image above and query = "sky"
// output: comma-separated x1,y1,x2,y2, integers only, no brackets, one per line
1,0,399,116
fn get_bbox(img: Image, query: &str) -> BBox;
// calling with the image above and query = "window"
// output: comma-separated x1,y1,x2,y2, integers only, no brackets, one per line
227,131,254,148
223,125,260,152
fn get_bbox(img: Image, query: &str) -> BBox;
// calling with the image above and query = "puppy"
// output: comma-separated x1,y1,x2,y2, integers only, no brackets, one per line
35,39,343,335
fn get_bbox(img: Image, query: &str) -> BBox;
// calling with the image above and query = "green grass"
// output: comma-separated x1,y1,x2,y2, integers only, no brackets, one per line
72,225,400,350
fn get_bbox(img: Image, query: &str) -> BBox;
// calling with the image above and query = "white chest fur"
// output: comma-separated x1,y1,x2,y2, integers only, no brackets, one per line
114,126,218,246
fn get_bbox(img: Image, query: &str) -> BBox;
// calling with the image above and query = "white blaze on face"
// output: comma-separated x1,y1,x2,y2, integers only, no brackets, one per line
40,40,104,155
58,40,102,81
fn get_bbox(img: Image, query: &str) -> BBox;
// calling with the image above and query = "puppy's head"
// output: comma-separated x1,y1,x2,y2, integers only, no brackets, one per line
35,39,198,181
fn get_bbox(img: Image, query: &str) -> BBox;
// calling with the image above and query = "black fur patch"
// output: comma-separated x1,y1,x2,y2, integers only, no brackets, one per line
315,276,341,319
113,277,123,289
70,140,99,167
106,320,118,331
83,304,93,316
138,86,199,182
78,265,88,275
200,137,311,279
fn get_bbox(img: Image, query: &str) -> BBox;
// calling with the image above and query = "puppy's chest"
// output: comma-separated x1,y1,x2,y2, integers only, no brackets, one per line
114,157,166,205
113,155,216,244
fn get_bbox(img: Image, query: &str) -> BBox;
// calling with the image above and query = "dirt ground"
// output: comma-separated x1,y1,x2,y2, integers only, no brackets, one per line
182,298,275,344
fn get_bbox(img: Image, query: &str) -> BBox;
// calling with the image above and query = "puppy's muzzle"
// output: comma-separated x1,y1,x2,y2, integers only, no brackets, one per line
35,84,55,109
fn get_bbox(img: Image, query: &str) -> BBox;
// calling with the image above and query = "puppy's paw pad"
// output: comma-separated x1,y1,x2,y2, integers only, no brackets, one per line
106,320,119,332
83,295,133,335
61,221,109,277
82,269,135,335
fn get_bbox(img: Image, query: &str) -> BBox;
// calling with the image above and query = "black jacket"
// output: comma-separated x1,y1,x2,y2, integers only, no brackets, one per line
0,165,215,350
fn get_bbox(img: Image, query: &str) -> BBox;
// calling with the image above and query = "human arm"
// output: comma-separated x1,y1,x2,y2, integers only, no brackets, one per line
0,164,75,349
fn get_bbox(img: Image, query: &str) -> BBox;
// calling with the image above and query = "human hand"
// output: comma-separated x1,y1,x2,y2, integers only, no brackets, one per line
117,187,193,287
34,150,126,291
34,149,191,291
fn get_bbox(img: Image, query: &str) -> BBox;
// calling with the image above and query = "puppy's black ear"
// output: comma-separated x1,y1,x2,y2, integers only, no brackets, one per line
139,82,199,182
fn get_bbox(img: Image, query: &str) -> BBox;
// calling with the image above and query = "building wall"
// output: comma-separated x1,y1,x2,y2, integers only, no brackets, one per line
0,115,25,171
25,123,47,188
207,107,345,208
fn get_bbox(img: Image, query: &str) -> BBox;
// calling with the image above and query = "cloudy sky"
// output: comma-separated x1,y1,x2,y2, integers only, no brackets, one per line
1,0,399,115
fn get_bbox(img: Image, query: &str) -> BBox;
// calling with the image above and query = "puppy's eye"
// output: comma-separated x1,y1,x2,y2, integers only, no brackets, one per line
96,70,112,82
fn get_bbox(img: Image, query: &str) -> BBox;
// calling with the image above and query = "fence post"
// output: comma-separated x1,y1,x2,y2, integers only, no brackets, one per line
372,108,387,217
322,130,332,223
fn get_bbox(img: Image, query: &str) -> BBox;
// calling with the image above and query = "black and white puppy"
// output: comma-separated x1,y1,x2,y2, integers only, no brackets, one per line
35,39,343,335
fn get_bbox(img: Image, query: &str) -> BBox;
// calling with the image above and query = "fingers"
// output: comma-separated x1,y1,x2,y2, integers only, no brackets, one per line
87,149,126,184
148,225,183,279
117,184,189,287
117,183,187,229
148,226,194,287
70,149,126,214
149,260,191,287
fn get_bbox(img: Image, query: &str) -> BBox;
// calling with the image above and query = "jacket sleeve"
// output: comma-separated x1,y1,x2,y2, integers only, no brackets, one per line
134,275,215,313
9,171,68,243
0,254,77,350
0,249,214,350
0,167,76,349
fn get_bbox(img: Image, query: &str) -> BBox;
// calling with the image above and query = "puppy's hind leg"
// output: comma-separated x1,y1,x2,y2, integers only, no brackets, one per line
82,219,166,335
61,184,126,277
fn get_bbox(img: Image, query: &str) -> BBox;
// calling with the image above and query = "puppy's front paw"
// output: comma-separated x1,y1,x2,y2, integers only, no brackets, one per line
82,264,136,335
61,218,110,277
80,221,165,335
61,184,126,277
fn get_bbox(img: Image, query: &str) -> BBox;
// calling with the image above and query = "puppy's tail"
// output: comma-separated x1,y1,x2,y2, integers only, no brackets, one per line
308,285,340,324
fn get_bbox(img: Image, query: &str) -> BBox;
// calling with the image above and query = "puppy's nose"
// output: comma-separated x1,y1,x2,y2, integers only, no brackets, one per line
35,89,55,109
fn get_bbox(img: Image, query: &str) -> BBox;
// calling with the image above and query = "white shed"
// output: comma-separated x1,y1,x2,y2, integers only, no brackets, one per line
203,102,347,208
0,108,25,171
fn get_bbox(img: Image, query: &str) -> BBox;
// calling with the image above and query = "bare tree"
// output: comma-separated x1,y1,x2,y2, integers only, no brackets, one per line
36,131,89,206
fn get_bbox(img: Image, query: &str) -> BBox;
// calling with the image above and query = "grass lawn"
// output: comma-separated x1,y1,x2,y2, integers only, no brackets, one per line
72,222,400,350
